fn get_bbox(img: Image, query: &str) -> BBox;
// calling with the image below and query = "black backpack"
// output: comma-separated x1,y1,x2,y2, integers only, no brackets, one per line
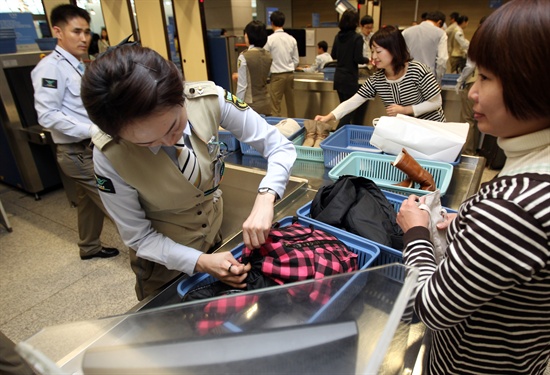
310,175,404,250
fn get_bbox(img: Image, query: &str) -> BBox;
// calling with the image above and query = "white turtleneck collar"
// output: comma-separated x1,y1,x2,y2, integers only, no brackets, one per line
497,127,550,177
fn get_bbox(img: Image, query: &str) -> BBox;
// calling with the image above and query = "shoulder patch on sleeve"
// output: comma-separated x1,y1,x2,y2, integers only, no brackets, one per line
42,78,57,89
224,90,249,110
95,174,116,194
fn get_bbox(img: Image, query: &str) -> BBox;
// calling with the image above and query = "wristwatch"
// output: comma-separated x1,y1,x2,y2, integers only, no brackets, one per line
258,187,279,200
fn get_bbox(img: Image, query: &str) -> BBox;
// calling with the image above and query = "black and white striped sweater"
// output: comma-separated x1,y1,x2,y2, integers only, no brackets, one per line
404,173,550,374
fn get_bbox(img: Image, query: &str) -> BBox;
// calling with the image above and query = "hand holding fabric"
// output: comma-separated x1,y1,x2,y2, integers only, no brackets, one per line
396,194,430,232
195,252,251,288
242,193,275,250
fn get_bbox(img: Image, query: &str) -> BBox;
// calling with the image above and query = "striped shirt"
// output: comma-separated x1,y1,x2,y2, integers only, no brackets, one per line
404,173,550,374
357,60,445,122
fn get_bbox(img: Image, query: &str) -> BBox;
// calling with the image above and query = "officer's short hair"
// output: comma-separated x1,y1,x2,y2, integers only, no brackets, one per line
50,4,90,27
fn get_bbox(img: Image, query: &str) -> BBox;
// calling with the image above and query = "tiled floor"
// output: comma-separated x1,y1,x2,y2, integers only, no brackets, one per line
0,183,136,345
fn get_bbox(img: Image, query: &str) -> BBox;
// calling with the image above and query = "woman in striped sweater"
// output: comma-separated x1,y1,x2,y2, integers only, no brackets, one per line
396,1,550,374
315,25,445,125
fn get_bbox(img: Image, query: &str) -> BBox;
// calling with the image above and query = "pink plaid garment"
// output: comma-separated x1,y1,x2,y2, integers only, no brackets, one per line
242,222,358,285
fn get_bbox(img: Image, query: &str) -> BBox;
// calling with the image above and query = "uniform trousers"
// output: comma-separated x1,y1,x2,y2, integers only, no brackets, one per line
56,141,109,256
450,56,467,73
269,72,295,117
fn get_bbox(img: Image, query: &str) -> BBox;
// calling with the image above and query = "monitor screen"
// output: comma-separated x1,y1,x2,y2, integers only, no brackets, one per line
82,320,358,374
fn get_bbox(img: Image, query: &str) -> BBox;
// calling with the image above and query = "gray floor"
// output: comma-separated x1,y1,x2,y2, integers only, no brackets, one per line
0,183,136,345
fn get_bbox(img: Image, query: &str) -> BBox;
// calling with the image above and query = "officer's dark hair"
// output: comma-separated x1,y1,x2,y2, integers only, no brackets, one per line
456,15,468,25
81,45,184,141
450,12,459,22
317,40,328,52
426,11,446,27
50,4,90,27
469,0,550,120
370,25,411,75
339,9,359,32
270,11,285,27
360,15,374,26
244,20,268,47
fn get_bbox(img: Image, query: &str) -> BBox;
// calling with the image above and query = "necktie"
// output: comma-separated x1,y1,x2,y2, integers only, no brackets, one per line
77,62,85,74
175,136,200,187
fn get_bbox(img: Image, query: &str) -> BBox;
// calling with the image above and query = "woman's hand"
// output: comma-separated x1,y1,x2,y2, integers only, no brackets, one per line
314,113,336,122
436,212,457,230
195,252,251,288
396,195,430,233
386,104,412,117
242,193,275,250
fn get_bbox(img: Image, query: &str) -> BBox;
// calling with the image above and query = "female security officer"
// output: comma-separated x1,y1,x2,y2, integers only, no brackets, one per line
81,44,296,300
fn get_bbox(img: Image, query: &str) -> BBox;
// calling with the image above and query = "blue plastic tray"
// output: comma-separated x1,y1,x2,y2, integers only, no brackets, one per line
319,125,382,168
327,151,454,197
240,117,305,156
177,216,380,300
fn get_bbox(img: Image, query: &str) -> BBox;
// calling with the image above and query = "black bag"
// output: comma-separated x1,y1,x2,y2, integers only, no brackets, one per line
310,175,403,249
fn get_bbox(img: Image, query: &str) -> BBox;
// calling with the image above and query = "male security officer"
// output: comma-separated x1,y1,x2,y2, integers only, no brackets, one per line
31,4,119,260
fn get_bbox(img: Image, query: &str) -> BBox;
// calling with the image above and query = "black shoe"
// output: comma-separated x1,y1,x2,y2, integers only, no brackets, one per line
80,247,120,260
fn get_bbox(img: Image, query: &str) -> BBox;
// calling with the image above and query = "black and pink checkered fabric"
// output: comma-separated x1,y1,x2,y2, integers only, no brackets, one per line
242,222,358,285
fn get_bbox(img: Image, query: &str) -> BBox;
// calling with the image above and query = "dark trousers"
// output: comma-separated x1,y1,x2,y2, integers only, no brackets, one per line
337,86,369,129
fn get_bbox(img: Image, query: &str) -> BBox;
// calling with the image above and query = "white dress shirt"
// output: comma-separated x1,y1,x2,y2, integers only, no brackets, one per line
31,46,96,143
264,29,299,73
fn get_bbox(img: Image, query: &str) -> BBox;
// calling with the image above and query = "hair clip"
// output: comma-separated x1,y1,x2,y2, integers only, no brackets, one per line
132,61,158,72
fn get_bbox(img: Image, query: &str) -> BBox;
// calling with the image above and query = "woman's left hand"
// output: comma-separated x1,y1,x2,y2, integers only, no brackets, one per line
386,104,411,117
242,193,275,249
396,195,430,232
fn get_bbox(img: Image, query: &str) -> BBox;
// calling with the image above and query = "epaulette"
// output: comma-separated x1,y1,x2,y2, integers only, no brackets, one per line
183,81,218,99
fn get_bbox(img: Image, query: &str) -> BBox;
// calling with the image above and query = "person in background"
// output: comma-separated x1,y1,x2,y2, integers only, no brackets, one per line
402,11,448,84
264,11,299,117
449,15,469,73
445,11,460,49
98,27,109,54
296,40,332,73
81,44,296,300
88,32,99,58
359,15,374,65
330,9,369,128
397,1,550,373
233,20,272,116
316,25,445,125
31,4,119,261
358,15,375,80
455,15,487,155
